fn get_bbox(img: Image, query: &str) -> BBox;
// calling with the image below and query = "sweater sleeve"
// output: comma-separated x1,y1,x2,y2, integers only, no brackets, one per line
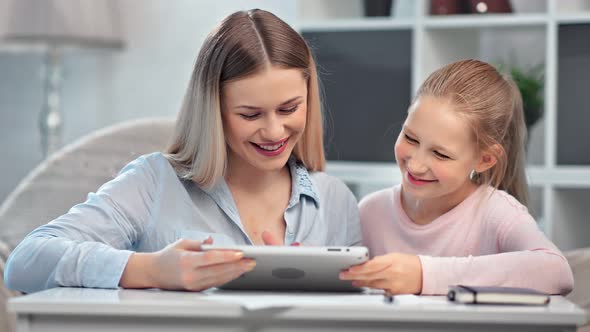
419,212,574,295
4,155,158,293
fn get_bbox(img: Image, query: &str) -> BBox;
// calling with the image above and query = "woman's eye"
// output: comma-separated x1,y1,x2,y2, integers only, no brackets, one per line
404,134,418,144
240,113,260,120
280,105,299,114
434,151,450,159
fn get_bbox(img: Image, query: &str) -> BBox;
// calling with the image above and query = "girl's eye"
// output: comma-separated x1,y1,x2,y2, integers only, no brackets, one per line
434,151,450,160
404,134,418,144
240,113,260,120
280,105,299,114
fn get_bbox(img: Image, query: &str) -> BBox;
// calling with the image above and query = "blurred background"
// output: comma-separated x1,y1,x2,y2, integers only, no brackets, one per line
0,0,589,251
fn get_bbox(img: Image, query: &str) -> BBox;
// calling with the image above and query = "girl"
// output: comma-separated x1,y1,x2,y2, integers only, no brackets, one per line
340,59,573,295
5,9,361,294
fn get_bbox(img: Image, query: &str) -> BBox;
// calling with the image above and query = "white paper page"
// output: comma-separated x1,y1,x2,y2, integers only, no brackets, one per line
203,290,444,310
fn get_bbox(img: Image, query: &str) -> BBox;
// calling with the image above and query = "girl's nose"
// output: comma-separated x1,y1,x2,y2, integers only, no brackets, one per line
406,156,428,175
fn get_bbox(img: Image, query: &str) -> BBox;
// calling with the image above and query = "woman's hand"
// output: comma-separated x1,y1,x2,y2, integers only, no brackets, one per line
339,252,423,295
120,237,255,291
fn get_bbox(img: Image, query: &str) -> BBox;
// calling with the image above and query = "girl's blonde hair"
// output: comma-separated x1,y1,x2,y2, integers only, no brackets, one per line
165,9,325,188
415,59,529,206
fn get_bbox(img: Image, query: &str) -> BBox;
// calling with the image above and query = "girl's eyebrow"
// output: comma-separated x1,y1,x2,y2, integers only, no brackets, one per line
235,96,303,110
403,126,452,154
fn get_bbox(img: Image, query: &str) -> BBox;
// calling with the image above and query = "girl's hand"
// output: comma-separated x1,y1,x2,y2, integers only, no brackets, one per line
339,252,423,295
121,237,256,291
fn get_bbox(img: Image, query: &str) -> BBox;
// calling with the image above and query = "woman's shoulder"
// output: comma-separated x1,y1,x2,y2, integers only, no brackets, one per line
308,171,352,197
116,152,178,183
124,152,170,171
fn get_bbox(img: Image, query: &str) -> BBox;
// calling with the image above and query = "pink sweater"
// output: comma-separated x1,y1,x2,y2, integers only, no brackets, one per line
359,185,574,295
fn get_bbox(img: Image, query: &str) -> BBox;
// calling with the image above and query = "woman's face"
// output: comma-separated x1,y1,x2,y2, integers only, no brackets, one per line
222,66,308,173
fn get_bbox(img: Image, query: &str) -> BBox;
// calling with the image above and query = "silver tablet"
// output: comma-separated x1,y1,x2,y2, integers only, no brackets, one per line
201,245,369,292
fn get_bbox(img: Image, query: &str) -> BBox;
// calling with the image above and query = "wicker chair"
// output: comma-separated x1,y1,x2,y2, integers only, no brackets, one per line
0,117,174,332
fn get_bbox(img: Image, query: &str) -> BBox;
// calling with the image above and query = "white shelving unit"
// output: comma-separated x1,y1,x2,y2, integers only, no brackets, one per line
298,0,590,250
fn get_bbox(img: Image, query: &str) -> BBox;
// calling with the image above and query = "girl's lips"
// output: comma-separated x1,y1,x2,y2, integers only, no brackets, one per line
406,171,437,186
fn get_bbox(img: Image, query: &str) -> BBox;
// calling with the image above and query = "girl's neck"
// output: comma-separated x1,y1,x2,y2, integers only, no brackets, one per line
400,181,479,225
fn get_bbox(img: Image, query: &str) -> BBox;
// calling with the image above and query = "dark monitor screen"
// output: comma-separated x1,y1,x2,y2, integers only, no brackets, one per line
303,29,412,162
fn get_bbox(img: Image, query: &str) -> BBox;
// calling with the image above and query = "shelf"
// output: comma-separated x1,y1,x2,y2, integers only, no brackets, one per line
325,163,590,188
423,13,548,29
298,14,590,32
298,0,590,249
326,161,401,185
551,188,590,250
527,167,590,187
556,13,590,24
300,18,414,32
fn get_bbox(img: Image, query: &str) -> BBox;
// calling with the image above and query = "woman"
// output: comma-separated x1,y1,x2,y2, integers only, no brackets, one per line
5,9,361,294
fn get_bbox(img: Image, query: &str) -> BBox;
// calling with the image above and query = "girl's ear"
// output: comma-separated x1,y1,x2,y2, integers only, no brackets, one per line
475,144,501,173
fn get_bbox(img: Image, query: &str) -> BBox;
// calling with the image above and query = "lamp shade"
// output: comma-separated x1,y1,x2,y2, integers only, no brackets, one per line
0,0,124,51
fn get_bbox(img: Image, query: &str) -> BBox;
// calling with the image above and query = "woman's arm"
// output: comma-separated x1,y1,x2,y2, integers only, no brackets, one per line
4,156,156,293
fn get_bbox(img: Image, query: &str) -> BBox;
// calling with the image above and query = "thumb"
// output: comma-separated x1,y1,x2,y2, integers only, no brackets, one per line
175,236,213,251
262,231,283,246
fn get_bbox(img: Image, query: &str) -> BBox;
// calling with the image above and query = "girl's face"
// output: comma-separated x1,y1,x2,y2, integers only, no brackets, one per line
395,96,481,200
222,66,308,173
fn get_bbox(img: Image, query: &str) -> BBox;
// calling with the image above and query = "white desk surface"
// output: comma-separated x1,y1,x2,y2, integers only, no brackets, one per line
9,287,587,332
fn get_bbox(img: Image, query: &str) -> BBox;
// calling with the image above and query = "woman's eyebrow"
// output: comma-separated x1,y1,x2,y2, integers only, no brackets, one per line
236,96,303,110
279,96,303,106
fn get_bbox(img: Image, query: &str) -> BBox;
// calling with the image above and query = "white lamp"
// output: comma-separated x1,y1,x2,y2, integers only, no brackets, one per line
0,0,124,157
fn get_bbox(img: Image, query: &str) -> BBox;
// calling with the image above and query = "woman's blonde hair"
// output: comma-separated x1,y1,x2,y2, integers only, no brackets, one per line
415,59,529,206
165,9,325,188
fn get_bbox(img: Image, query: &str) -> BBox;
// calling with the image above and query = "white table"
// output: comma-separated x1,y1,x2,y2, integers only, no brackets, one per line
9,287,587,332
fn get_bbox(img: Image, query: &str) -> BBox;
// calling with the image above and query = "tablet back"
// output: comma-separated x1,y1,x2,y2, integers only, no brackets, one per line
201,245,369,292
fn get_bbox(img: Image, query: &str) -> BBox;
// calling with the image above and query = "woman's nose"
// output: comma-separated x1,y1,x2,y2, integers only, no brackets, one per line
261,116,285,141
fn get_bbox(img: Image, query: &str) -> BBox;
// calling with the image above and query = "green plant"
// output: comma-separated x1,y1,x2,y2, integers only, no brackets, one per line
495,63,545,130
509,65,544,129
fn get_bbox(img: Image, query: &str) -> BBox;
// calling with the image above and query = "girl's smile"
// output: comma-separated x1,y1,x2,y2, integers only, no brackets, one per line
406,171,438,186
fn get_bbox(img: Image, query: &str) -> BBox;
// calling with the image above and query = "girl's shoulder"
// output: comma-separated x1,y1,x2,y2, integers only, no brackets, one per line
358,185,399,215
359,186,396,207
481,186,529,214
478,185,533,224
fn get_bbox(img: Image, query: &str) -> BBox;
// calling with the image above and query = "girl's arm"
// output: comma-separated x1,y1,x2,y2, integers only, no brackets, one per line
419,218,574,295
342,202,573,295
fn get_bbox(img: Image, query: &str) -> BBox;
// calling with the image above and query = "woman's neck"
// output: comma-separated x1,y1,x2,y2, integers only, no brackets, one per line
224,155,291,194
400,181,479,226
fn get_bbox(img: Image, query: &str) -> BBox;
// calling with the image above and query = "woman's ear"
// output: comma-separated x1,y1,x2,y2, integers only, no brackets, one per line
475,144,501,173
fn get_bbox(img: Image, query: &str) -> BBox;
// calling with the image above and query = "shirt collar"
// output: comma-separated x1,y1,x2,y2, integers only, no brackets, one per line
287,157,320,208
202,157,320,210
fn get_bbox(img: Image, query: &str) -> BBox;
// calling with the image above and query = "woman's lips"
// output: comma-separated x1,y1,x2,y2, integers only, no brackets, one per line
252,137,289,157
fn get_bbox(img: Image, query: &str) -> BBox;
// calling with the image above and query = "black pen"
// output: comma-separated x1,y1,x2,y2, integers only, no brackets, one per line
383,294,395,304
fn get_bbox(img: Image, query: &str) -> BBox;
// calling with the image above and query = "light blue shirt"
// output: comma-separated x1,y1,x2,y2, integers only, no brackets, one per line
5,152,361,293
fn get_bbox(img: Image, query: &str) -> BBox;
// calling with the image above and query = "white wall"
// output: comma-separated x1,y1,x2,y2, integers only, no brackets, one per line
0,0,296,202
